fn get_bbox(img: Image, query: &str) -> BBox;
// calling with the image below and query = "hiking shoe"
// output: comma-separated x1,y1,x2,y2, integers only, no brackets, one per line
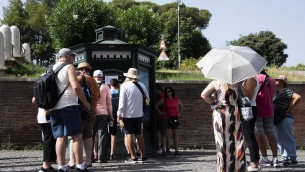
137,157,147,163
284,159,298,166
125,157,137,164
272,159,280,167
259,158,271,166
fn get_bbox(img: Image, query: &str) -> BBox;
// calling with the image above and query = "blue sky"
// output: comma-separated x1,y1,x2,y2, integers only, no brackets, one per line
1,0,305,66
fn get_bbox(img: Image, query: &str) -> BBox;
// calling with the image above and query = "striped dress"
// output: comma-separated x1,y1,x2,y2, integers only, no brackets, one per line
213,84,246,172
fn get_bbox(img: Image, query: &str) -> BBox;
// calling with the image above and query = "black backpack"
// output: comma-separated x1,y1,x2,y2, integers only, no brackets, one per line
33,63,68,109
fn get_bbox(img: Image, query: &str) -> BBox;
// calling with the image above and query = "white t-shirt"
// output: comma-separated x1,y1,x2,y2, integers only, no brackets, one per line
50,62,79,110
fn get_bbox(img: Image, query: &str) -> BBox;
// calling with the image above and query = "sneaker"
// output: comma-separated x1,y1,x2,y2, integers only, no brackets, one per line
247,166,259,172
125,157,137,164
272,158,280,167
109,154,115,161
259,158,271,167
156,148,163,154
76,167,89,172
137,157,147,163
57,169,67,172
39,167,49,172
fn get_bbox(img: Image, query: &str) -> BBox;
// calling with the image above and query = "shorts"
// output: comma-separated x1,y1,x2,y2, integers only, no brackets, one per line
50,105,82,139
157,119,169,132
109,118,118,135
123,117,143,135
255,116,275,135
82,115,95,139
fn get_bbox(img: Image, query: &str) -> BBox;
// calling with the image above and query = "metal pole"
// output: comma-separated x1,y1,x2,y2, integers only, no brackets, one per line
177,0,181,68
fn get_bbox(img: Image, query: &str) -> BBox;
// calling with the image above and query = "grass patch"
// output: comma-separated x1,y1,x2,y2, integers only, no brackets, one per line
156,67,305,82
0,143,44,150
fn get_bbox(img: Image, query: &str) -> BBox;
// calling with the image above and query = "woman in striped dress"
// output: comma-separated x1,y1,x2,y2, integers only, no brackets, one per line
201,80,246,172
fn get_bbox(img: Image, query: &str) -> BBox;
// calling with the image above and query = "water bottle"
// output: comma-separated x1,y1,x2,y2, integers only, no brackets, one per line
109,121,114,127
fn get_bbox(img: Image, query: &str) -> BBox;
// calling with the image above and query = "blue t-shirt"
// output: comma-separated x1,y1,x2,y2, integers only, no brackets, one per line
110,88,120,117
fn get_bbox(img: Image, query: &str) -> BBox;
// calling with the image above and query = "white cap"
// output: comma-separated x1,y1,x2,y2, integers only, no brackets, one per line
93,70,103,77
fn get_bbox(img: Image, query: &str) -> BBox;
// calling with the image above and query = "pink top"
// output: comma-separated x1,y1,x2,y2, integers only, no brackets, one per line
96,84,111,115
256,74,275,117
165,96,179,117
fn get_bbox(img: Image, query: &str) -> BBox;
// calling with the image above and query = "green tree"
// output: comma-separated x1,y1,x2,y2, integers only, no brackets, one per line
115,5,162,48
231,31,288,67
47,0,116,49
160,7,211,68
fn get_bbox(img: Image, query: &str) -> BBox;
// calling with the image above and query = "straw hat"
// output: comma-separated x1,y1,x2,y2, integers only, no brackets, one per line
77,62,92,70
124,68,139,79
275,75,288,86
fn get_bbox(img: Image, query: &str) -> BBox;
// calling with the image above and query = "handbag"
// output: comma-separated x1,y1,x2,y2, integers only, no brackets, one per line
169,117,180,126
238,85,253,121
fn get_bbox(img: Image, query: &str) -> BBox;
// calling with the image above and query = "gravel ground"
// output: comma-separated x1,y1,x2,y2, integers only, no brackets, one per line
0,149,305,172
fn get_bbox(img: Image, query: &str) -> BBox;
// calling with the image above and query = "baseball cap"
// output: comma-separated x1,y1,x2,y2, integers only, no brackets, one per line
57,48,77,57
93,70,103,77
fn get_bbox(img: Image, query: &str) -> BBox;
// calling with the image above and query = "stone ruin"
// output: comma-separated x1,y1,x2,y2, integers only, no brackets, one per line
0,24,31,75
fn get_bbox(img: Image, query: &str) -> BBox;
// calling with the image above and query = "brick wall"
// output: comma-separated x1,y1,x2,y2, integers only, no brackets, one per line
1,78,305,148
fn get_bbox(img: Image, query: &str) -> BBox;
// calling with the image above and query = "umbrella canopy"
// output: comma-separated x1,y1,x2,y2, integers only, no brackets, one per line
196,45,267,84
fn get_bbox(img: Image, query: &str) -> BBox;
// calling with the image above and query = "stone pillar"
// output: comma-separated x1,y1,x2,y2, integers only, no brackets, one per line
10,26,21,57
22,43,31,62
0,25,12,60
0,32,7,75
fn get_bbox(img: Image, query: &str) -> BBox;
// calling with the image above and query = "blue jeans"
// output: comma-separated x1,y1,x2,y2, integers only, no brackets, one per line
274,116,297,160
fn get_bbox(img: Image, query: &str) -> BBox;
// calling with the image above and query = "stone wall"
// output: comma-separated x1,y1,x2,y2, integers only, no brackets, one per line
1,78,305,148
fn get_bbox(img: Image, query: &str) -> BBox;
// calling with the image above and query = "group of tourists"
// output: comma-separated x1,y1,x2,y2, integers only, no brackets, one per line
34,48,153,172
201,69,301,172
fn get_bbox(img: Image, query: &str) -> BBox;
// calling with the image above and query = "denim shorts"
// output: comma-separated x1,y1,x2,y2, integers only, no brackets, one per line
255,116,275,135
50,105,83,139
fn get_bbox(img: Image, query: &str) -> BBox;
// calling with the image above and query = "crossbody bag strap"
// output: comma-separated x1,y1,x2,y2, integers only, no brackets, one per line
133,82,146,98
53,63,70,98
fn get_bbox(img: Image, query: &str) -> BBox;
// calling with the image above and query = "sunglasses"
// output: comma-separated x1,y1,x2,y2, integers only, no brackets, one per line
166,90,172,93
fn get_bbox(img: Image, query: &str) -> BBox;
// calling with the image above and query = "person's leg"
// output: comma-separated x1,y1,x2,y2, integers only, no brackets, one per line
135,134,145,158
40,123,56,169
83,138,92,165
255,117,268,157
82,118,94,166
97,115,108,162
241,112,259,168
110,134,116,156
264,117,278,158
274,121,287,160
279,118,297,161
172,128,179,154
56,136,67,166
68,139,75,167
126,134,136,159
161,128,169,153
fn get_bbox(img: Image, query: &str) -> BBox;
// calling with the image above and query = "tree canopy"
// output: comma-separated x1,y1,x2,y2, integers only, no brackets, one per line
230,31,288,67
